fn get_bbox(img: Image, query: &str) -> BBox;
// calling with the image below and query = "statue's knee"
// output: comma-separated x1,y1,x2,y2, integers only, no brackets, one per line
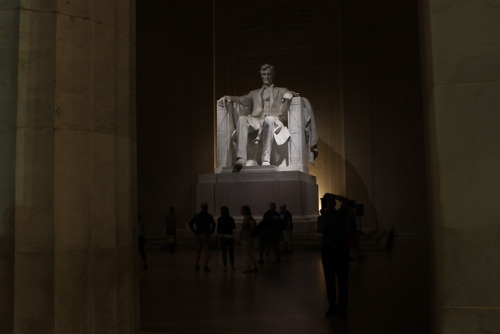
238,116,248,125
264,116,274,126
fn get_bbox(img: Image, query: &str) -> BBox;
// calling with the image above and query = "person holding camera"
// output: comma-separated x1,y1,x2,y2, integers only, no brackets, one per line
317,193,351,319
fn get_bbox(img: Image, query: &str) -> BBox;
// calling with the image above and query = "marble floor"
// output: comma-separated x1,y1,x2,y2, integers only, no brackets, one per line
140,236,431,334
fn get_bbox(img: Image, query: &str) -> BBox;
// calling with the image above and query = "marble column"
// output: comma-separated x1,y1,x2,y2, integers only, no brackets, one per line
0,1,138,333
421,0,500,332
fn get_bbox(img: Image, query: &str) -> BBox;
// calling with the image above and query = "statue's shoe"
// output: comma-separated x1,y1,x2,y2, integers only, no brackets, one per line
233,159,245,173
262,161,271,166
235,158,246,166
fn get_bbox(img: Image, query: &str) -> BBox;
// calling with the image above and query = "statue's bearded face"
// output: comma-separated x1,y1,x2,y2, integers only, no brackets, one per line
260,69,274,85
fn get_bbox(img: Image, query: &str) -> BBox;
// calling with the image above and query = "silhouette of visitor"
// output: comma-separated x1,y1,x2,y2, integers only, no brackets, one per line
240,205,259,273
317,193,351,319
217,206,236,271
137,214,148,270
165,206,177,253
346,200,359,260
279,204,293,254
188,202,216,273
258,202,282,264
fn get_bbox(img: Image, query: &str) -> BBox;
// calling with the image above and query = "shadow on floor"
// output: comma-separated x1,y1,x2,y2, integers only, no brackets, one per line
140,236,430,334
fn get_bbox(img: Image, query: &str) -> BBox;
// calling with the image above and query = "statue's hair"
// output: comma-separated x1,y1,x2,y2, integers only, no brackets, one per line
260,63,275,75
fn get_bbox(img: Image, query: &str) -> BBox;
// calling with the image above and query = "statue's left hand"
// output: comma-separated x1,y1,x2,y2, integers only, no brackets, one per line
311,145,319,160
274,121,283,134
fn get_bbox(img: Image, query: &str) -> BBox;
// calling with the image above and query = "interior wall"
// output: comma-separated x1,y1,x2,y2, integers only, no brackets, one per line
137,0,213,232
137,0,427,236
342,0,427,233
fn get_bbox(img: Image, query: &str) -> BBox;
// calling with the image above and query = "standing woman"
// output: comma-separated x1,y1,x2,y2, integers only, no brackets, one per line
240,205,259,273
217,206,236,271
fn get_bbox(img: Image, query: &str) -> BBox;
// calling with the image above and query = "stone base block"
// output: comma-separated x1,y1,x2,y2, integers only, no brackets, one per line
196,168,319,232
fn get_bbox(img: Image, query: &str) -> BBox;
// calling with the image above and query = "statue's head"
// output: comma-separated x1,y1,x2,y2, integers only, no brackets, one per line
260,64,275,86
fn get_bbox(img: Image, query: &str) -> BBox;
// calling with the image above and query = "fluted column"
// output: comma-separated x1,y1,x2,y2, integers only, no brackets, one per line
0,2,19,333
421,0,500,332
0,0,137,333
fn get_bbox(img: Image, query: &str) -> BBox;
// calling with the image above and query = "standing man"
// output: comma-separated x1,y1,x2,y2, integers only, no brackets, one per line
188,203,216,272
165,206,177,253
317,193,350,319
137,214,148,270
217,206,236,272
218,64,294,168
279,204,293,254
259,202,282,264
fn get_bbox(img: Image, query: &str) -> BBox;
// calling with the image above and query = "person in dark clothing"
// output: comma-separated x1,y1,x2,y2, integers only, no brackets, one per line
137,214,148,270
317,193,350,319
188,202,216,272
280,204,293,254
240,205,259,273
217,206,236,271
165,206,177,253
259,202,282,264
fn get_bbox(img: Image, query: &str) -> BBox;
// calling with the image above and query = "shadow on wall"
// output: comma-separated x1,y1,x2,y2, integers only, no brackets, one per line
344,158,379,230
314,139,379,230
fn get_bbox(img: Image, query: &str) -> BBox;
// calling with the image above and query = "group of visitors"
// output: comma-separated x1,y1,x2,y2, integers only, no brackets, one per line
158,192,354,319
186,202,293,274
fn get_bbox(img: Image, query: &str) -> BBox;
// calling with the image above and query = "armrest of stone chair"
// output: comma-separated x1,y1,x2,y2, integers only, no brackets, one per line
287,97,307,171
216,102,246,168
216,102,232,169
286,97,318,173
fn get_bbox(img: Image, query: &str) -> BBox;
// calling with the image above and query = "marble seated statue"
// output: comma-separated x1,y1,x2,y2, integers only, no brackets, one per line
216,64,318,173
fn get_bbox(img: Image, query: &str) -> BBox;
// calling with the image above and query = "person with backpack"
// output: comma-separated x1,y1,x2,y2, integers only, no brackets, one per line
188,202,216,273
258,203,282,264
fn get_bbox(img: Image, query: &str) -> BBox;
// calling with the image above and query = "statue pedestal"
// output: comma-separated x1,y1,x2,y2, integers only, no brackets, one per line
196,167,319,232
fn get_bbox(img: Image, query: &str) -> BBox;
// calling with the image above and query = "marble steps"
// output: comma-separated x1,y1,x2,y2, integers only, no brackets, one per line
145,227,388,251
